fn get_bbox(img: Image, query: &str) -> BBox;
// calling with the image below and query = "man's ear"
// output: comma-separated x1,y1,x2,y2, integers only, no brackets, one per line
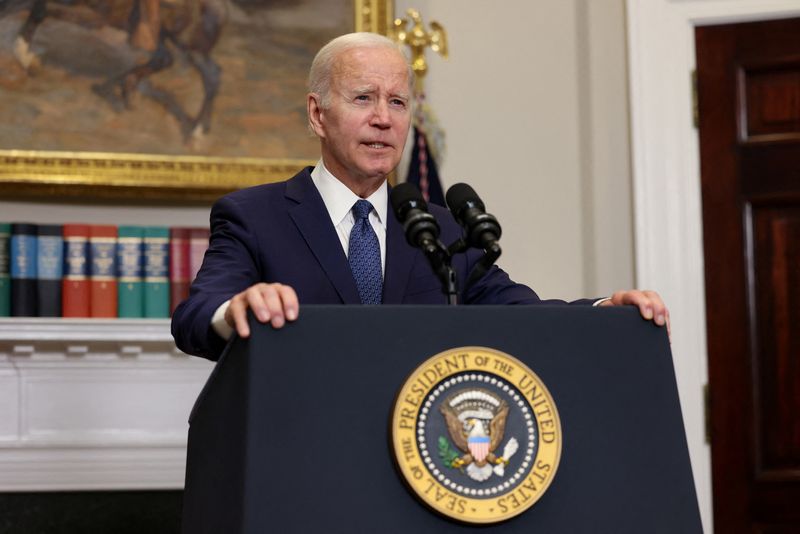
307,93,325,138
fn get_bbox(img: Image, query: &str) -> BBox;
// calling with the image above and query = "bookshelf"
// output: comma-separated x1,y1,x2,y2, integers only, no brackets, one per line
0,318,213,490
0,200,214,490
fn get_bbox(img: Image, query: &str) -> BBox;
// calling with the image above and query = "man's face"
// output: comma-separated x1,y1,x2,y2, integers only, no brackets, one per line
309,46,411,195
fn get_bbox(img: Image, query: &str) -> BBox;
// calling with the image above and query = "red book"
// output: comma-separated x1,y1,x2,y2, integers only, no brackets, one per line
62,224,90,317
89,225,117,318
188,227,209,282
170,227,191,314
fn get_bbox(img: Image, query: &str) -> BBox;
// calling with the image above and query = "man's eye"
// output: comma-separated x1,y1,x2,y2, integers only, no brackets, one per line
391,99,407,108
355,95,370,102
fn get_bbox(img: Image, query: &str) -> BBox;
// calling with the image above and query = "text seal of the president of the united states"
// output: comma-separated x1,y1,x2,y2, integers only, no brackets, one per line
391,346,562,524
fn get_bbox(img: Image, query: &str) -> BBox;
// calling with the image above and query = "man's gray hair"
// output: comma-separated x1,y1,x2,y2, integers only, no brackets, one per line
308,32,413,109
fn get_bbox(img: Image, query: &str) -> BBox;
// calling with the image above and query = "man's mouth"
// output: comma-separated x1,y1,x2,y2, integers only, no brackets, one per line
364,142,390,149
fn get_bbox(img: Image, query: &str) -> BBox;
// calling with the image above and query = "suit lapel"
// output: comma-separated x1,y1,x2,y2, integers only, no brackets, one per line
286,171,361,304
382,196,417,304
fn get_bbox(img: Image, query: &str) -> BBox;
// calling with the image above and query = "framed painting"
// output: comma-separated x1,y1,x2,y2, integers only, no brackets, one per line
0,0,394,202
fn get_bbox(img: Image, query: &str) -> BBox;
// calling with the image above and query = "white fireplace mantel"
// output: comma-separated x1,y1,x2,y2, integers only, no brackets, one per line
0,318,214,491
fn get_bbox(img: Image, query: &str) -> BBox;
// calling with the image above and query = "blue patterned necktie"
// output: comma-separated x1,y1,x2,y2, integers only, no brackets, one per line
348,199,382,305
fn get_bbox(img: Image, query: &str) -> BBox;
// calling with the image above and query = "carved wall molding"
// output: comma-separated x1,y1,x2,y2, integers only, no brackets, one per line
0,319,213,491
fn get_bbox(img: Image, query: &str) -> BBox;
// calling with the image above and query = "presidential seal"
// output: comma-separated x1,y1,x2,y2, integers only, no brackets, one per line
391,346,562,524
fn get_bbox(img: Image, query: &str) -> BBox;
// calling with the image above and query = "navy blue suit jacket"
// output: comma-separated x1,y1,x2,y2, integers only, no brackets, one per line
172,168,565,360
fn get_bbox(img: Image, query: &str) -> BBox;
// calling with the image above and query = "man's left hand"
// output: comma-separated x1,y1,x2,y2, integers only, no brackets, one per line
599,290,670,338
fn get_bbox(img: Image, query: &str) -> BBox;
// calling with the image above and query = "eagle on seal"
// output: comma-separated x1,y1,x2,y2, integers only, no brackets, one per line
440,388,518,481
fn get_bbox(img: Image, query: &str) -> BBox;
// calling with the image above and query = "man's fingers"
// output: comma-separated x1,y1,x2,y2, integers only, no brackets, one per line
644,290,668,327
276,284,299,322
227,298,252,338
665,308,672,342
227,285,271,337
259,284,287,328
254,283,299,328
612,290,651,319
245,285,271,323
631,290,656,322
226,283,300,335
611,289,670,329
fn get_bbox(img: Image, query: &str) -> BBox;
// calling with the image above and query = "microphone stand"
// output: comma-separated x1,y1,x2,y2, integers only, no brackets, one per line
467,242,501,287
446,237,502,291
422,240,458,305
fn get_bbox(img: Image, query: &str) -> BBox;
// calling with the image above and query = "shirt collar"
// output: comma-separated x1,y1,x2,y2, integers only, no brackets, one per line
310,159,388,226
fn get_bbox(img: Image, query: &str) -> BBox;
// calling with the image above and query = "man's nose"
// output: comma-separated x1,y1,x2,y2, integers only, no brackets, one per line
370,100,391,128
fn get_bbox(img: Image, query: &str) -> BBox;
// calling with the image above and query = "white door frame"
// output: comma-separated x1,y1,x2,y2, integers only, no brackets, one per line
626,1,800,532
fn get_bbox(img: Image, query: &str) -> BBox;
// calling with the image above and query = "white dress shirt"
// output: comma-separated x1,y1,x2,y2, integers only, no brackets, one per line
309,160,388,274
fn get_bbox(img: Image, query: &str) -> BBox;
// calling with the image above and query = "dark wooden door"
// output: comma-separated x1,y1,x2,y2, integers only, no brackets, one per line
696,18,800,534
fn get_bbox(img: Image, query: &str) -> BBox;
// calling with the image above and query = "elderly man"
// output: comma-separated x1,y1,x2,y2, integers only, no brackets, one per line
171,32,668,360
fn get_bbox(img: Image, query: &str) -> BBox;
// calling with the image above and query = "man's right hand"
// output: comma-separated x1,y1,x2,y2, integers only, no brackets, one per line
224,283,299,338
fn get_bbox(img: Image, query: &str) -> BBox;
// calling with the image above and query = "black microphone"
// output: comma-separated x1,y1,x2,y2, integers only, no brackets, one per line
391,182,458,304
445,183,502,250
390,182,441,252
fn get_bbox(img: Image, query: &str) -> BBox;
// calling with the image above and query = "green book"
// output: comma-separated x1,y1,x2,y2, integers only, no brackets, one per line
0,223,9,316
143,226,170,318
117,226,145,318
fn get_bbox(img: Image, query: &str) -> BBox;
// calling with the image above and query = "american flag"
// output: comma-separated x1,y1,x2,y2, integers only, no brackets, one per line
406,92,445,206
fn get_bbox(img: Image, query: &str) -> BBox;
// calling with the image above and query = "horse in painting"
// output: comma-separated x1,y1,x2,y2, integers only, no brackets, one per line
2,0,228,141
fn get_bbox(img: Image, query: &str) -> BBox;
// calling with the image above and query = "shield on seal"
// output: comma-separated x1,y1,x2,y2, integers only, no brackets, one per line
468,435,490,462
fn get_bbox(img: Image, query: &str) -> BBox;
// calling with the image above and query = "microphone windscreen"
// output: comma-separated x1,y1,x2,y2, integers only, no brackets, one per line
390,182,427,219
445,183,485,216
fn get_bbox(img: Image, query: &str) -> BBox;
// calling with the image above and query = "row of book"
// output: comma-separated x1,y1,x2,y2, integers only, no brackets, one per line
0,223,209,318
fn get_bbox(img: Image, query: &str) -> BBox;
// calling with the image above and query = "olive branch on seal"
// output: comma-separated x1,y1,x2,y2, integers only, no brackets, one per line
438,436,461,468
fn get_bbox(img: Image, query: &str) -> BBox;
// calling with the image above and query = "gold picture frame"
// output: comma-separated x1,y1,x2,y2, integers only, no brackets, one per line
0,0,394,203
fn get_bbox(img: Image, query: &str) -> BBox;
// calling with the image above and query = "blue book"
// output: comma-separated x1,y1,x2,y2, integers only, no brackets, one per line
37,224,63,317
10,223,37,317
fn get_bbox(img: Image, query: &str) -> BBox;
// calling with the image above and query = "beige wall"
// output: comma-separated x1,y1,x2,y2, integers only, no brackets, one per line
396,0,634,300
